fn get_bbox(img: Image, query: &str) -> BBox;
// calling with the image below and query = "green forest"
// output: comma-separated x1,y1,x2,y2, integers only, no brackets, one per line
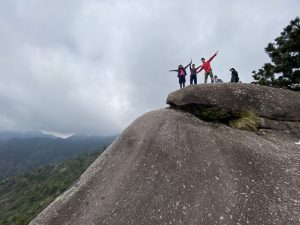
0,150,103,225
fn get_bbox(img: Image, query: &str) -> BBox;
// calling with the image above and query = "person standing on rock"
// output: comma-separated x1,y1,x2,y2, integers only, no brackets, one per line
230,68,239,83
197,51,218,83
169,60,192,88
189,62,201,85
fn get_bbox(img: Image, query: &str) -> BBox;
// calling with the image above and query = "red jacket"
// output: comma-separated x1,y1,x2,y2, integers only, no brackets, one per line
197,52,217,73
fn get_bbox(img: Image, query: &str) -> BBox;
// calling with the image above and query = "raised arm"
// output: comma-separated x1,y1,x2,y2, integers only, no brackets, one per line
195,65,201,70
207,51,218,62
196,67,203,74
189,59,193,70
185,59,192,69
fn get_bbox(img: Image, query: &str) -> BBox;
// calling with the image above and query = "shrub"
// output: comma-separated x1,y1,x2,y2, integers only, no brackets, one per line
229,111,260,131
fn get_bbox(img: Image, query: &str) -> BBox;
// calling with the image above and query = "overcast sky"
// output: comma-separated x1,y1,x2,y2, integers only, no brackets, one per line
0,0,299,136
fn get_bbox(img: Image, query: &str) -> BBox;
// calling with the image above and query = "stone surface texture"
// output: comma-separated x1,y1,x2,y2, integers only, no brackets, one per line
167,83,300,121
30,84,300,225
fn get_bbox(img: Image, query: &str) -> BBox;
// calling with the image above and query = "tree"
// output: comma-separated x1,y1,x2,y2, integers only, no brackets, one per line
252,17,300,91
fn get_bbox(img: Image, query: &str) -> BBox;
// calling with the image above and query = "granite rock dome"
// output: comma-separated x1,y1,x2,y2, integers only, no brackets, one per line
30,84,300,225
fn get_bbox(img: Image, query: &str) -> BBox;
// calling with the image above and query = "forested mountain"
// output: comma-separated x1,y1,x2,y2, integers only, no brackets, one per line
0,131,56,141
0,135,116,180
0,149,103,225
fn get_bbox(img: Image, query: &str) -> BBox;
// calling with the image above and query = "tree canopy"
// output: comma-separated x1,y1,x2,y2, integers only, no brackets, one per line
252,17,300,91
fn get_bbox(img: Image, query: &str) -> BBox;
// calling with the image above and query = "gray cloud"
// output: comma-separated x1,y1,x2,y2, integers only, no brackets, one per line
0,0,299,135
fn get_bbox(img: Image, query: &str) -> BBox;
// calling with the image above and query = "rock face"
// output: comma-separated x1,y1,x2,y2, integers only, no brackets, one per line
30,84,300,225
167,83,300,121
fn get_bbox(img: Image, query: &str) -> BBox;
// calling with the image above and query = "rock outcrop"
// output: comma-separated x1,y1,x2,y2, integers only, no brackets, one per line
30,84,300,225
167,83,300,121
167,83,300,136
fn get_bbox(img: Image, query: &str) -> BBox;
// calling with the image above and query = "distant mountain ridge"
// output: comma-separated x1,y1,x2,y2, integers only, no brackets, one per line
0,134,116,180
0,130,57,141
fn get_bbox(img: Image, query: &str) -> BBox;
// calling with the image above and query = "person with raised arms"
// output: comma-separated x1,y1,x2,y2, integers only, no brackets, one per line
169,59,192,89
189,62,201,84
197,51,218,83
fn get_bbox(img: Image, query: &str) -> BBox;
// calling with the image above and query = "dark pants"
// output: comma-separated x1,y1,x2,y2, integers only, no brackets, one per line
231,76,239,83
190,75,197,84
178,76,186,88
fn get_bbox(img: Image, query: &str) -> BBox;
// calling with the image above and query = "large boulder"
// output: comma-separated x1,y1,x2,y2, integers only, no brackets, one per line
167,83,300,121
30,110,299,224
